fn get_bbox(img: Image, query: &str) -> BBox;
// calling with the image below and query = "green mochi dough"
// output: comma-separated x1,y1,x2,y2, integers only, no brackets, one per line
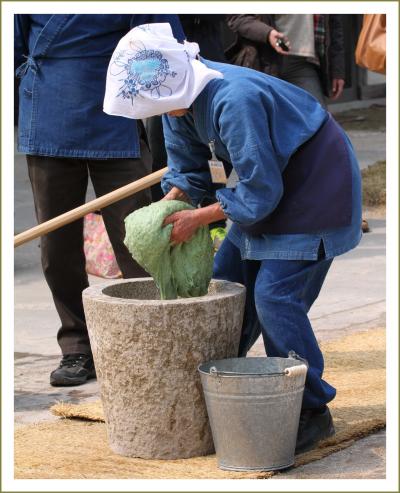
124,200,214,300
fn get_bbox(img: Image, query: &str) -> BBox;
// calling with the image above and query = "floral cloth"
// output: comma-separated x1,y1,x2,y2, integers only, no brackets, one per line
104,23,223,119
84,213,122,279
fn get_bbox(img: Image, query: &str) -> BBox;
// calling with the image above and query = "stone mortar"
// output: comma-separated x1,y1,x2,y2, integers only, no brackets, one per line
82,278,246,459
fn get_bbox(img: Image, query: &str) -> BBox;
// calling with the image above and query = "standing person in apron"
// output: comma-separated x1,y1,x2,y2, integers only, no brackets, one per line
104,23,362,453
14,14,184,386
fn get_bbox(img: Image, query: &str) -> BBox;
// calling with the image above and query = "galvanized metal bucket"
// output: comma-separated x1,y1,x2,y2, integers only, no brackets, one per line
198,355,308,471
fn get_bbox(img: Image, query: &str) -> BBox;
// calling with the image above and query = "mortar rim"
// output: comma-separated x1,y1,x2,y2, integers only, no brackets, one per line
82,278,246,305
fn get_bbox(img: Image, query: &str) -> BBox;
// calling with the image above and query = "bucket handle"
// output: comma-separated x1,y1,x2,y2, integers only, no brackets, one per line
209,364,307,378
284,364,308,377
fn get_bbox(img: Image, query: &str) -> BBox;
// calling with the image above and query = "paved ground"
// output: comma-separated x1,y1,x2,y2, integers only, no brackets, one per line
13,99,386,479
331,97,386,171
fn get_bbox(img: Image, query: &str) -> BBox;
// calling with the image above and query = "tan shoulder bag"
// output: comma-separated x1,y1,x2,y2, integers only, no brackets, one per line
355,14,386,75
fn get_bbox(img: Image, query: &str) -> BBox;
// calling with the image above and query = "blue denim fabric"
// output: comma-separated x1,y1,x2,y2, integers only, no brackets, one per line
15,14,184,158
226,131,362,260
162,58,328,214
213,238,336,410
162,59,362,260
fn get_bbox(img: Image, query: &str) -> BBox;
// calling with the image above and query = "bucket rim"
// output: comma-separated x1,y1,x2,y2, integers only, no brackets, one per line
198,357,306,378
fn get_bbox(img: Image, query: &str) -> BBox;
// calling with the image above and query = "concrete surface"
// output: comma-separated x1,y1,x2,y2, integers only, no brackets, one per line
344,130,386,170
13,100,386,479
328,96,386,114
275,430,386,479
328,97,386,171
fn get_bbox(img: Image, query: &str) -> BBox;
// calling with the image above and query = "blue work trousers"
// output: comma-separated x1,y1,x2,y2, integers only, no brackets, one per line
213,238,336,409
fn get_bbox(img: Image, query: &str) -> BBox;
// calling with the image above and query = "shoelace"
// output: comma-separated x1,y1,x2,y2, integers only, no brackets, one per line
60,354,86,368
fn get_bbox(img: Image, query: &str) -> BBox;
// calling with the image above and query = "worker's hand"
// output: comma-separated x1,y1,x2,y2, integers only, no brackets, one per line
268,29,291,55
163,209,201,244
330,78,345,101
162,186,191,203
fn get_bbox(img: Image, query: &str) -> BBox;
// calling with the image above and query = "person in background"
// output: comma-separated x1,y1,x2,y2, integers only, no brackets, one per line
179,14,227,62
145,14,230,250
104,23,362,454
226,14,346,107
15,14,184,387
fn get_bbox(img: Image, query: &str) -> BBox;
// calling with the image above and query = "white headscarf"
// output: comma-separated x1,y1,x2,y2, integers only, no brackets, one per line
103,23,223,119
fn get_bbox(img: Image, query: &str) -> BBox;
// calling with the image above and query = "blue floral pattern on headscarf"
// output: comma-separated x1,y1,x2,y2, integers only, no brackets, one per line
110,46,177,102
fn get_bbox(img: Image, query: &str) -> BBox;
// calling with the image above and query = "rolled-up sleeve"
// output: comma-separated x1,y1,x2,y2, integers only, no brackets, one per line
161,114,213,205
215,94,284,226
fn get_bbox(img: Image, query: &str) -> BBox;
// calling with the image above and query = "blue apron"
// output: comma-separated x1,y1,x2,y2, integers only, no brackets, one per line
240,115,353,235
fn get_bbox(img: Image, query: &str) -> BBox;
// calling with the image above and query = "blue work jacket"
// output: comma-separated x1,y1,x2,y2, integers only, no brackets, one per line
162,59,362,261
14,14,184,158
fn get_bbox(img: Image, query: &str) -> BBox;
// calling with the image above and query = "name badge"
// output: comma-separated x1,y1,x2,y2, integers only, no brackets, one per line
208,140,227,184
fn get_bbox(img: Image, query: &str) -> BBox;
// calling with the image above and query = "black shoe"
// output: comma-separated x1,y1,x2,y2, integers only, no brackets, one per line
50,354,96,387
362,219,371,233
295,406,335,455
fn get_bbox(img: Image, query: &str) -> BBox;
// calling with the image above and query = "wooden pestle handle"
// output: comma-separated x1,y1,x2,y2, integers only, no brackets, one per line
14,167,168,248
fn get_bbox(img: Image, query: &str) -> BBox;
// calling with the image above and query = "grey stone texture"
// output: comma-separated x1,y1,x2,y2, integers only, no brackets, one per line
82,278,246,459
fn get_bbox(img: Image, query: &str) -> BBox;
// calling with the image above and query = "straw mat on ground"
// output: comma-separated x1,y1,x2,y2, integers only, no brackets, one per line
15,328,385,479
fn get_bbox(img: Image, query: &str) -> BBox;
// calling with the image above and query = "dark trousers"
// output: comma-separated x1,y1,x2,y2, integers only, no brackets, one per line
144,116,168,202
280,55,327,108
27,146,151,356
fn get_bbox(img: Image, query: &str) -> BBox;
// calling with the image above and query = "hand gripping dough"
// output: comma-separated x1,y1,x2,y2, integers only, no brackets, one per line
124,200,214,300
